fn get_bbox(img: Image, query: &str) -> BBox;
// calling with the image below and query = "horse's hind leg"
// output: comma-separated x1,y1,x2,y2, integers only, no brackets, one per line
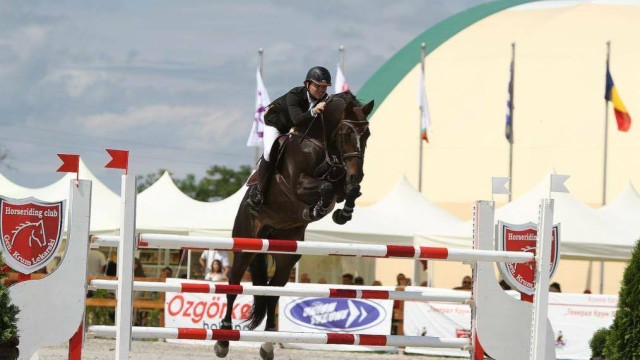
214,251,257,358
259,253,302,360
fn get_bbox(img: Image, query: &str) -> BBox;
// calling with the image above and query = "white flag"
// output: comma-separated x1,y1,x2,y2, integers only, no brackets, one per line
491,177,511,195
417,66,431,142
334,64,350,94
550,174,570,193
247,66,271,147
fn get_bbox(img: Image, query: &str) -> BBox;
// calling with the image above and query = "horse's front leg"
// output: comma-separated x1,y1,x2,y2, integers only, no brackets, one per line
333,184,362,225
298,175,334,222
214,252,257,358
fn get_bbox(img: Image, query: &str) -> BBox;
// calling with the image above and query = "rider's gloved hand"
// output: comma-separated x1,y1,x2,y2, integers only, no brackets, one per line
312,102,326,115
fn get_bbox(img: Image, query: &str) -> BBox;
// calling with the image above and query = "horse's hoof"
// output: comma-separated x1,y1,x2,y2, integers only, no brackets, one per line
260,342,274,360
332,209,351,225
214,341,229,358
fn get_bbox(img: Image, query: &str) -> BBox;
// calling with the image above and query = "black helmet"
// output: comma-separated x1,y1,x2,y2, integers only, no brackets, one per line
305,66,332,86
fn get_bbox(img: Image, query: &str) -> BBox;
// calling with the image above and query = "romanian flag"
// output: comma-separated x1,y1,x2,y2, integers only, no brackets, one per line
605,67,631,132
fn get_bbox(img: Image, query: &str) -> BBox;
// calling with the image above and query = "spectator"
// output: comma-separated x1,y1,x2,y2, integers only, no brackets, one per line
205,259,226,282
87,248,107,276
499,280,511,290
317,277,327,284
134,258,146,278
420,280,428,287
342,273,354,285
354,276,364,285
161,266,173,279
549,282,562,293
372,280,382,286
300,273,311,283
454,276,472,291
396,273,407,286
584,289,592,294
103,261,117,276
242,270,252,282
199,250,230,277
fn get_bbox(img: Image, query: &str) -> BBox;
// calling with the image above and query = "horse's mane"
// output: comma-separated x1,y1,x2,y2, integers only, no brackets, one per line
332,90,363,108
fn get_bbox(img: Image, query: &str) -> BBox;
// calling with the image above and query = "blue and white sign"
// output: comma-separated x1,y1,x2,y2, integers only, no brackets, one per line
283,297,386,332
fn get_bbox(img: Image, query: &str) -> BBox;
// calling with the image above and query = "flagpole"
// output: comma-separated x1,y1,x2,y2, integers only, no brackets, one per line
602,41,610,207
255,48,264,165
339,45,345,71
508,42,515,202
416,42,430,287
600,41,611,294
418,43,426,193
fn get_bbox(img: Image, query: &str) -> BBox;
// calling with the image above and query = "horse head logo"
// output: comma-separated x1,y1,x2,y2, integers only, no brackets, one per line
11,220,47,248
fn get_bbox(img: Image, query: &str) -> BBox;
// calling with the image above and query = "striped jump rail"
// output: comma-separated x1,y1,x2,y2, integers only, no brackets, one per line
92,234,534,263
88,325,471,349
90,280,472,303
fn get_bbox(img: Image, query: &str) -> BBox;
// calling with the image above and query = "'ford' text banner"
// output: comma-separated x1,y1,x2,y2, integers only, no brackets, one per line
279,284,395,352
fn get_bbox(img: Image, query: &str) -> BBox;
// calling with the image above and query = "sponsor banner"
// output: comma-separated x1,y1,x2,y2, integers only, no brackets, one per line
164,278,264,347
497,221,560,295
0,196,65,274
279,284,395,352
403,287,617,359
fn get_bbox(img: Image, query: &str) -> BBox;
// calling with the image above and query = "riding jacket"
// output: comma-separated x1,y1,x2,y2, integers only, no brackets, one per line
264,86,328,134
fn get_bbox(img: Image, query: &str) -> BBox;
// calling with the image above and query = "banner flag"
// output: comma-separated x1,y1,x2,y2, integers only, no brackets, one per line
247,66,271,147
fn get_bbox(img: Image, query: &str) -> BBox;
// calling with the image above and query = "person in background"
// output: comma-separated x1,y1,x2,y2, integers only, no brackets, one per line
103,261,117,276
549,282,562,293
300,273,311,283
584,289,592,294
87,248,107,276
396,273,407,286
242,270,252,282
372,280,382,286
354,276,364,285
317,277,327,284
453,276,472,291
199,250,230,278
161,266,173,279
342,273,354,285
134,258,146,278
205,259,226,282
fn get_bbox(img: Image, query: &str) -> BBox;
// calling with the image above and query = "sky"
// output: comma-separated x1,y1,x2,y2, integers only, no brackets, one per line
0,0,491,192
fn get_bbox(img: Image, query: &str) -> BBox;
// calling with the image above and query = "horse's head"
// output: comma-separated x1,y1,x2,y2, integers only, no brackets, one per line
336,95,373,186
329,92,374,225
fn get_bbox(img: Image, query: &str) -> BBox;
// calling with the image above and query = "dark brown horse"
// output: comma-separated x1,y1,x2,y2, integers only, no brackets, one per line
215,91,373,359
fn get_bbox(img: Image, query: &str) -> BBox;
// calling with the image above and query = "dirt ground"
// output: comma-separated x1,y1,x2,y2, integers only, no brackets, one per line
35,338,459,359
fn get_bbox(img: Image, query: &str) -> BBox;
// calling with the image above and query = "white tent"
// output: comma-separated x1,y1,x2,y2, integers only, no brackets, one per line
597,183,640,239
416,175,637,261
0,160,120,233
266,176,463,245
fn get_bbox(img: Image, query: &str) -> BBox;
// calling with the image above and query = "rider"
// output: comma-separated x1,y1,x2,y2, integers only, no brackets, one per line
246,66,332,212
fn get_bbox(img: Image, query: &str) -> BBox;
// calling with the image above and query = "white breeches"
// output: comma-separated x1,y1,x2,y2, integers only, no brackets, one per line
263,125,281,162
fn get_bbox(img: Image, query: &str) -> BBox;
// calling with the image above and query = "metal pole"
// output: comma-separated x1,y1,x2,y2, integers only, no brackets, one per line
508,43,515,202
254,48,265,165
418,43,426,193
600,42,611,294
603,41,611,206
339,45,345,71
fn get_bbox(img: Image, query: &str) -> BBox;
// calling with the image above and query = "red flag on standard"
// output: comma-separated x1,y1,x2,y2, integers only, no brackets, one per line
247,66,271,147
334,64,350,94
57,154,80,173
105,149,129,173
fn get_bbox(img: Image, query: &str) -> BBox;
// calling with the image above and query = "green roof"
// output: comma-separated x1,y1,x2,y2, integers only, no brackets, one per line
357,0,536,114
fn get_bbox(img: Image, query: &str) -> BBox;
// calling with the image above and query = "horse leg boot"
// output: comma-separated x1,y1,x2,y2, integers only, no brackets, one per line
306,183,334,221
247,156,273,214
214,293,237,358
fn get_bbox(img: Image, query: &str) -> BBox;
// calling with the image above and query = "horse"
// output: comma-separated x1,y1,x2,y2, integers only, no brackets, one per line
215,91,373,359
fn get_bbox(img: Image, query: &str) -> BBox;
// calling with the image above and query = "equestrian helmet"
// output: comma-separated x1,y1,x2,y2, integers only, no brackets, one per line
305,66,332,86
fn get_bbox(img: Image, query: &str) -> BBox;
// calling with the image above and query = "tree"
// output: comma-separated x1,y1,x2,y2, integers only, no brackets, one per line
136,165,252,201
604,239,640,359
0,255,19,346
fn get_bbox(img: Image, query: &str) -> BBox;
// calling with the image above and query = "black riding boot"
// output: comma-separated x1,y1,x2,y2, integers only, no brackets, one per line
246,157,272,213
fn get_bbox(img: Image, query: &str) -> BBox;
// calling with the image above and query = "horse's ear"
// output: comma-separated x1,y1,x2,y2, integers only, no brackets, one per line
362,100,375,117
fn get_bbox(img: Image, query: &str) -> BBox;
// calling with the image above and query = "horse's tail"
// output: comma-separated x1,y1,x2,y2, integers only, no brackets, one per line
245,253,269,330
